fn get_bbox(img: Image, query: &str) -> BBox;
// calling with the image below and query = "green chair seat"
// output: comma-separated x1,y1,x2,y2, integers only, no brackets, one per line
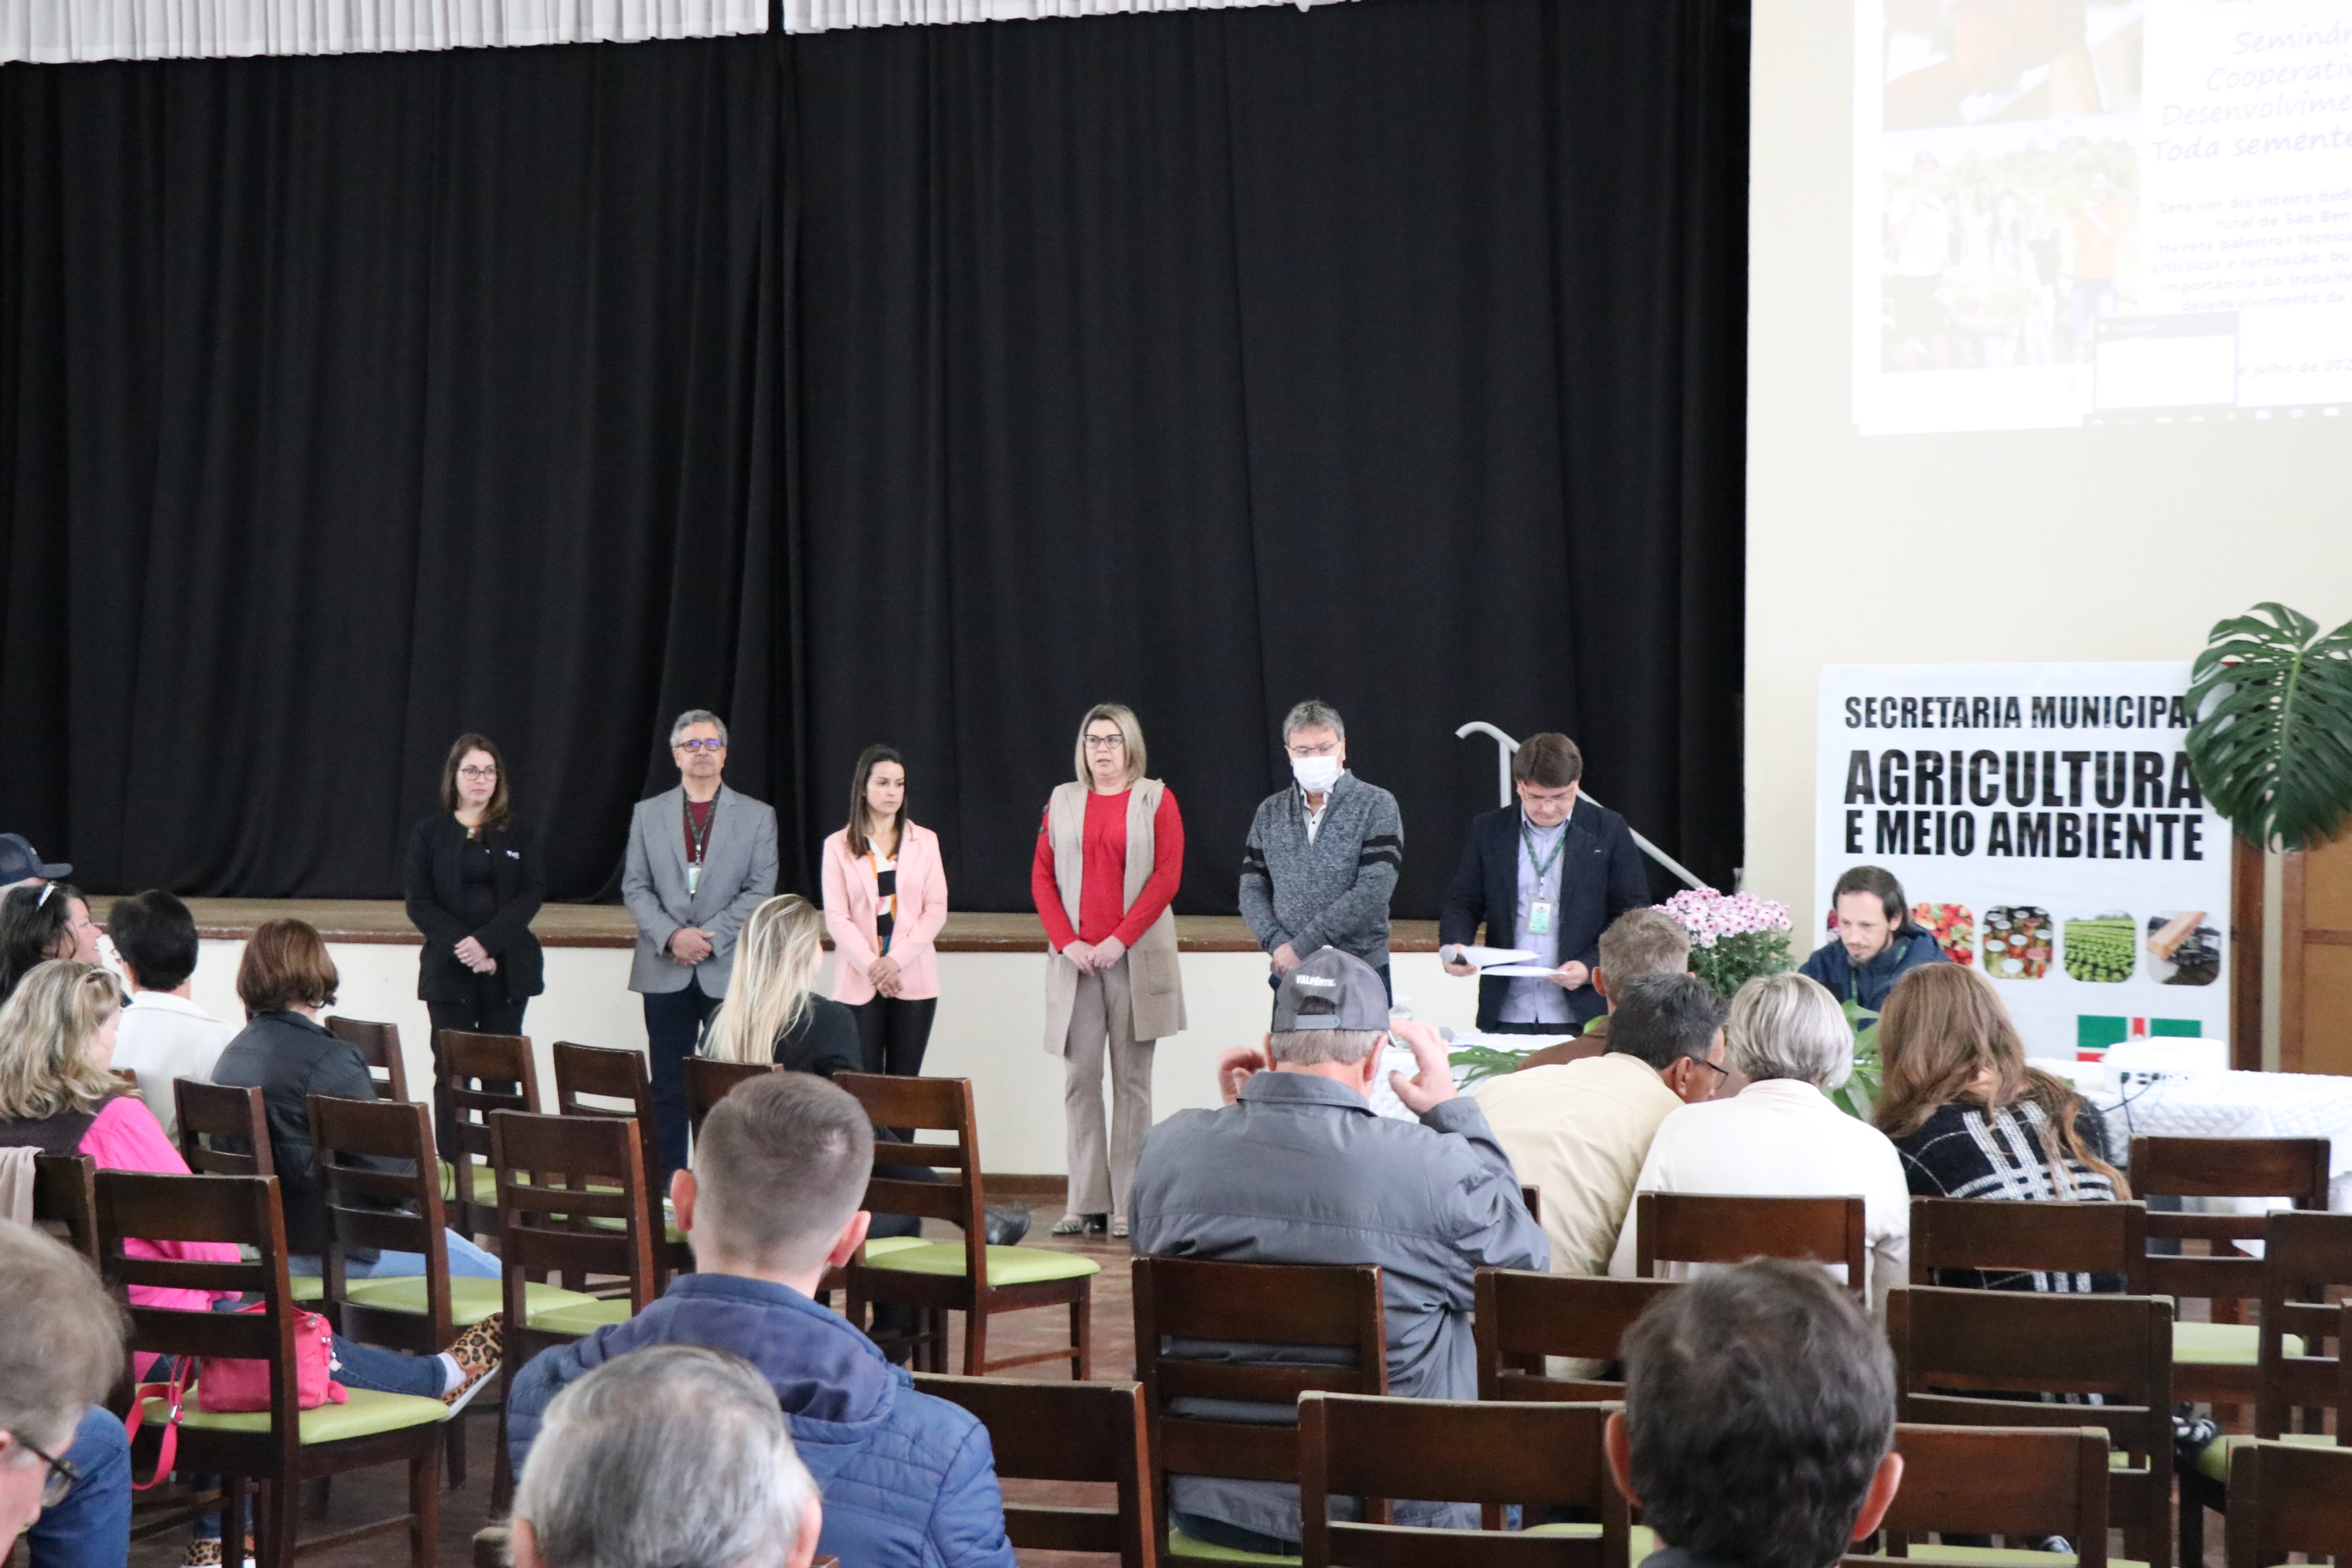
583,1214,687,1244
526,1295,637,1336
342,1274,601,1326
1849,1552,2146,1566
288,1274,326,1303
145,1385,448,1441
438,1163,500,1205
2192,1429,2336,1485
862,1236,927,1259
1167,1528,1299,1563
858,1242,1101,1287
2173,1320,2301,1366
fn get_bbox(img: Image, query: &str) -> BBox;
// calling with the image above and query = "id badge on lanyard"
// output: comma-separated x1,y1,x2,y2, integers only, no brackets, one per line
686,863,703,896
1527,898,1555,935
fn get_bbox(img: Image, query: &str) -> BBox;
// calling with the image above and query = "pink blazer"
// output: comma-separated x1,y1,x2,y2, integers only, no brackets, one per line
821,823,948,1003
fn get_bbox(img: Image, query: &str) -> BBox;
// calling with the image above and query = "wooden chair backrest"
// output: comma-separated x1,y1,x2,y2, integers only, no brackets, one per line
174,1079,275,1178
2129,1136,2329,1310
552,1042,657,1125
912,1374,1155,1568
1131,1253,1386,1546
1908,1197,2149,1291
1635,1193,1869,1298
32,1152,102,1265
307,1094,450,1334
1473,1268,1679,1401
2253,1208,2352,1438
1886,1285,2172,1566
1298,1393,1623,1567
488,1110,658,1313
833,1072,986,1272
444,1031,541,1187
686,1058,772,1139
2222,1438,2352,1565
325,1016,410,1102
95,1170,303,1442
1847,1423,2109,1567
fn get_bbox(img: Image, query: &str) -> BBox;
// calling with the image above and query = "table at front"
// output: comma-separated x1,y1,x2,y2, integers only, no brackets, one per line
2086,1069,2352,1212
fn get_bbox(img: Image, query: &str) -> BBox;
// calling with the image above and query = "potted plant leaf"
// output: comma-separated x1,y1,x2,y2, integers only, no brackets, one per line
2185,603,2352,851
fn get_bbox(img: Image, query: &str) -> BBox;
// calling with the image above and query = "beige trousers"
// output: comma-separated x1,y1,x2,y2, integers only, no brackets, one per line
1062,955,1157,1218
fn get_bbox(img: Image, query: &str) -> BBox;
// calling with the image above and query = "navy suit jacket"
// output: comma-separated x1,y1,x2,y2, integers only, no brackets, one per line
1438,797,1649,1030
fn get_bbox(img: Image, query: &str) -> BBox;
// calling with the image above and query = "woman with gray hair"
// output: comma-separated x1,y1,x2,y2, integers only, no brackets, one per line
1607,971,1910,1317
511,1344,821,1568
0,1224,129,1566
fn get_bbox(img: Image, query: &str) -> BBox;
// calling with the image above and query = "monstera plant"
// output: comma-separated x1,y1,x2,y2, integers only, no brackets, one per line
2185,603,2352,850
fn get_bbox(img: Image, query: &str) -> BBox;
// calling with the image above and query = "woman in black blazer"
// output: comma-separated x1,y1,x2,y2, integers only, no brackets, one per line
405,733,546,1159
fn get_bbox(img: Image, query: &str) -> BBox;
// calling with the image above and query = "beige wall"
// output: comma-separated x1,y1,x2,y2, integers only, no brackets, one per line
1744,0,2352,946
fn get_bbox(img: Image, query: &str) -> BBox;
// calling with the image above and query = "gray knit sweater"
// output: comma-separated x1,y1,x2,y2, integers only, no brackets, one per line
1237,772,1403,970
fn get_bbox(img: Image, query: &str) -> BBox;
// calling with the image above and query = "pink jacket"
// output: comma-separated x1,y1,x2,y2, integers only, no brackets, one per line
821,824,948,1003
80,1096,242,1377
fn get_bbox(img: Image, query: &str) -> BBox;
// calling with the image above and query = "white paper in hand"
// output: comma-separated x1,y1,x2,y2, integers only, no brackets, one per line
1480,963,1569,978
1443,944,1539,968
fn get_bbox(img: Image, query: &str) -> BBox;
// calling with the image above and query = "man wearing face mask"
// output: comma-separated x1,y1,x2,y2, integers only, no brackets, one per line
1438,732,1649,1034
1238,701,1404,1001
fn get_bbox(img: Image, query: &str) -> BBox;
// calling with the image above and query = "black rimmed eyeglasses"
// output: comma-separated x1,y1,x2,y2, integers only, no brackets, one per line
11,1431,81,1507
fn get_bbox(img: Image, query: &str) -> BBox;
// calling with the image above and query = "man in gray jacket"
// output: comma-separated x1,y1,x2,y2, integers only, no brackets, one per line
1128,947,1547,1554
1238,700,1403,999
624,708,778,1182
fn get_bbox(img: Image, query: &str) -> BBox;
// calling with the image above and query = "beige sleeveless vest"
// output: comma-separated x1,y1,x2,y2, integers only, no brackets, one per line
1041,777,1186,1051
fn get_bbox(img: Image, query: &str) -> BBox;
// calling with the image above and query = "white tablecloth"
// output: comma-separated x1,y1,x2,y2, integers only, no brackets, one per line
2086,1069,2352,1212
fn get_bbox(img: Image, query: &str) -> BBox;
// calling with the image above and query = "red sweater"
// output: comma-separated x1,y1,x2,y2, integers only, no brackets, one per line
1031,787,1185,951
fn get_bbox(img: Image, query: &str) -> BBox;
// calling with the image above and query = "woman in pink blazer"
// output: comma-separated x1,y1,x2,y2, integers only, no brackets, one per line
820,744,949,1076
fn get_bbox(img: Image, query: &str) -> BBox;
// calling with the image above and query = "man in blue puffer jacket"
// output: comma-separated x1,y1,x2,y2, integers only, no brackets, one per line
507,1073,1014,1568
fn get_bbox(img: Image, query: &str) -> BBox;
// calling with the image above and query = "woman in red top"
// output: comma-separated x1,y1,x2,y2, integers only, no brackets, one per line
1032,703,1187,1238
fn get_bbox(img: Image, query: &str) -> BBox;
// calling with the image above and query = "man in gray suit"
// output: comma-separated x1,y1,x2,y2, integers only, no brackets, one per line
624,709,779,1179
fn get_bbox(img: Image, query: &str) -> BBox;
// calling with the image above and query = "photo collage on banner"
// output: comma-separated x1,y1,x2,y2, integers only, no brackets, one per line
1816,662,2232,1061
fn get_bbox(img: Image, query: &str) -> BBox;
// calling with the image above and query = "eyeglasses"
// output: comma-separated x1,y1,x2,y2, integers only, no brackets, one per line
12,1432,80,1507
1694,1056,1732,1080
1082,735,1126,750
675,739,726,753
1287,741,1340,758
456,766,498,781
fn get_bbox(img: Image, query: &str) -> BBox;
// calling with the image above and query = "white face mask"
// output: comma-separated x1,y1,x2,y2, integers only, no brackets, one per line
1291,755,1341,794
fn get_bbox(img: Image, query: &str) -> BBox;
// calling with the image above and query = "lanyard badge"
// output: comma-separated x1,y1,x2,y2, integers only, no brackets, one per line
1522,820,1566,936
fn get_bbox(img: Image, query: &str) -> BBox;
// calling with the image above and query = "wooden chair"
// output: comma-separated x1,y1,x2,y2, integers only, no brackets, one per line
325,1016,411,1102
685,1056,771,1140
97,1170,445,1568
1632,1193,1869,1298
1298,1393,1625,1568
32,1151,103,1266
488,1110,661,1507
2222,1438,2352,1565
2130,1134,2329,1408
1886,1283,2174,1568
1133,1256,1388,1562
442,1031,541,1241
913,1374,1155,1568
552,1041,688,1282
2178,1209,2352,1560
1845,1423,2109,1567
839,1072,1098,1376
1908,1196,2149,1291
175,1079,275,1178
1472,1268,1678,1402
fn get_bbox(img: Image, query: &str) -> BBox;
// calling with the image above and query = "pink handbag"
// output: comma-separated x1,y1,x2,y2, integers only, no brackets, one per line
124,1304,349,1489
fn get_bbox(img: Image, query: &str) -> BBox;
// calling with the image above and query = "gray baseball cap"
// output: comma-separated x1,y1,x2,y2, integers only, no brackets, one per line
1272,946,1391,1033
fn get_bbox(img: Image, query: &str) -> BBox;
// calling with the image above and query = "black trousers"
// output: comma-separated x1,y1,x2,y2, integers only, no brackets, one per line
426,985,528,1165
643,975,721,1182
850,996,937,1078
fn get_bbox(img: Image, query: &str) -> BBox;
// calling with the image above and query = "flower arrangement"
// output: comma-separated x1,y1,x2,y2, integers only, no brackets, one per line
1660,888,1796,1001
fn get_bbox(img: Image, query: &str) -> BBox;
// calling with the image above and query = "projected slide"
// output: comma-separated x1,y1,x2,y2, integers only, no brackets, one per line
1854,0,2352,433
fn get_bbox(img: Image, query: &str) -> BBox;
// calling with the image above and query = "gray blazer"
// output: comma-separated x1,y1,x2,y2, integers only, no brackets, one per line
621,783,779,997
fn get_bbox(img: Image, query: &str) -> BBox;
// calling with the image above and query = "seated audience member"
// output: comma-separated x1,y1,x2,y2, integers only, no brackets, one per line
0,884,100,1002
1515,906,1693,1069
1472,973,1727,1278
0,834,70,895
1127,945,1548,1554
1,1223,130,1568
1607,1259,1903,1568
1875,962,2125,1291
510,1344,822,1568
1609,971,1909,1316
699,896,861,1078
211,917,502,1283
506,1072,1014,1568
1798,866,1947,1015
105,891,234,1136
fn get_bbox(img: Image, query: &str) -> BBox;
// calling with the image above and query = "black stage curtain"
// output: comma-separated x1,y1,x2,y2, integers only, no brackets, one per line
0,0,1747,918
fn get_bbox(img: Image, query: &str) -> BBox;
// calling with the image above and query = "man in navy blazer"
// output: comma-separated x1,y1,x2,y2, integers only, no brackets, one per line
1438,733,1649,1033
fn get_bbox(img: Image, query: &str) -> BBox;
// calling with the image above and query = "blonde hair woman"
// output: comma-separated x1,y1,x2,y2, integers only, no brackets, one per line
700,896,861,1077
1030,703,1186,1238
1874,963,2125,1291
